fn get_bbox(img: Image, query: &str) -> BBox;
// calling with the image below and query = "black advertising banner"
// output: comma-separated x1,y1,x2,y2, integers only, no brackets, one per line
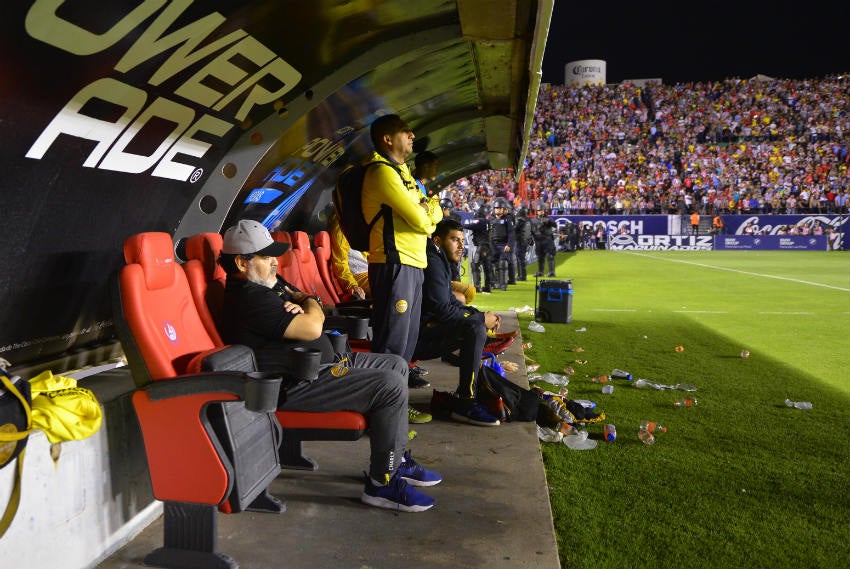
0,1,311,365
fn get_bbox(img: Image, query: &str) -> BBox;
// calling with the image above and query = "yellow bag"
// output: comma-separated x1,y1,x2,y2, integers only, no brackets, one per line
28,371,102,444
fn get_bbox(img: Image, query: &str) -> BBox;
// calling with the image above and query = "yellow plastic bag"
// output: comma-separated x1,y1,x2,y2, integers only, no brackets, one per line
28,371,102,444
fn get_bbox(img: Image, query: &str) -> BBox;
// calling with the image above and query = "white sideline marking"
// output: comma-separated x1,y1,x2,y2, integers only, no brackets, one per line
629,253,850,292
673,310,729,314
591,308,637,312
760,311,814,315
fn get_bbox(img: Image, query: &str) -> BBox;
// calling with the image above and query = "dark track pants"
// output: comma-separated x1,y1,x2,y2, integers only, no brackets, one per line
368,263,423,363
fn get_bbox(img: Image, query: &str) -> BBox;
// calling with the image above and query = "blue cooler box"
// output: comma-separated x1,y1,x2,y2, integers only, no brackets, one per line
536,280,573,323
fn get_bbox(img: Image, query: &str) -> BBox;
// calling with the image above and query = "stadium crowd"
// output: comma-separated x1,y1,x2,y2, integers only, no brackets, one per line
440,75,849,216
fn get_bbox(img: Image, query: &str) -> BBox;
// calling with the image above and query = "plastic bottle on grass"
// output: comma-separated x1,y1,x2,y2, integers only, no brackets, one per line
785,399,812,410
573,399,596,409
542,393,570,422
528,320,545,333
602,385,614,395
639,421,667,433
674,397,698,408
541,372,569,386
603,424,617,442
638,430,655,445
611,369,632,380
537,425,563,443
591,374,609,384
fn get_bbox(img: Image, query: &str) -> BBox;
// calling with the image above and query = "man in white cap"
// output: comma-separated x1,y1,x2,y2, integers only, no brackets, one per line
219,219,441,512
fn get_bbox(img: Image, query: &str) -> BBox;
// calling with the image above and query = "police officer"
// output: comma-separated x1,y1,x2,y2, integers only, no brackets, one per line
489,197,516,290
530,203,557,277
514,207,532,281
463,204,493,293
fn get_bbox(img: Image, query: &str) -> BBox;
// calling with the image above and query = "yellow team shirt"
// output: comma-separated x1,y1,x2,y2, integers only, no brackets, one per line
361,151,442,268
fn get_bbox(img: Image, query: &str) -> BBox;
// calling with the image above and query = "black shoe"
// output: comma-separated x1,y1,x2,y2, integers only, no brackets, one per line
508,280,517,285
547,273,556,277
534,272,543,277
410,364,429,376
408,369,430,389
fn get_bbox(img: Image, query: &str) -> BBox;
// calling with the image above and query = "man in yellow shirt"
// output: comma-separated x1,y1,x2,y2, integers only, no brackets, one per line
327,210,370,301
361,114,442,386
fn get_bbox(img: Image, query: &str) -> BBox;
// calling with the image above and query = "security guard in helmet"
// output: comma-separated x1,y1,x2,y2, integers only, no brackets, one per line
463,204,493,293
489,198,515,290
530,203,557,277
514,206,533,281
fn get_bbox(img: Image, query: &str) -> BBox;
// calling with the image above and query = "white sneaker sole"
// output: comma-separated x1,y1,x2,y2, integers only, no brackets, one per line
400,475,442,487
361,493,434,512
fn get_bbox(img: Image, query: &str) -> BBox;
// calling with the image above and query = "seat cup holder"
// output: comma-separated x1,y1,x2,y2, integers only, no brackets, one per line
289,347,321,382
324,329,349,353
243,372,283,412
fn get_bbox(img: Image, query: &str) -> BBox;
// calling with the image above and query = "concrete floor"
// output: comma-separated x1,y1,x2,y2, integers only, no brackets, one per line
97,312,561,569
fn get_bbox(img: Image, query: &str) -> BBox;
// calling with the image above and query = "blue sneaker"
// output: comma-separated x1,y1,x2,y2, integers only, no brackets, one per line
361,471,436,512
451,403,501,427
397,450,443,487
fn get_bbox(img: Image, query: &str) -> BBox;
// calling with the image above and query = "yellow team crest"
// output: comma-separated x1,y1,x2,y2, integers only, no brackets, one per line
395,299,408,313
330,365,349,377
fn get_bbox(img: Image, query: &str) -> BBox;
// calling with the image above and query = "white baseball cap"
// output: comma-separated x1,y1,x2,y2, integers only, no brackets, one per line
222,220,289,256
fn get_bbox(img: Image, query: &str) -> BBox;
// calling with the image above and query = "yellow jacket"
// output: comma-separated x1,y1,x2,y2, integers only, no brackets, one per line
328,211,368,293
361,151,442,268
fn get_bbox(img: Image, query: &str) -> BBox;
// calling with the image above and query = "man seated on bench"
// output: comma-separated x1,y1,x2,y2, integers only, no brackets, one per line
219,219,441,512
413,219,504,427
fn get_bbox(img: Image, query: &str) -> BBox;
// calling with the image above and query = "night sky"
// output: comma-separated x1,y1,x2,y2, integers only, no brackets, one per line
541,0,850,85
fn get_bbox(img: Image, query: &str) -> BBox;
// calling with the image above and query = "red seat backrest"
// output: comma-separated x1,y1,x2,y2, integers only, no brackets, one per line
120,232,216,380
271,230,300,286
290,230,336,306
312,231,342,303
183,232,226,346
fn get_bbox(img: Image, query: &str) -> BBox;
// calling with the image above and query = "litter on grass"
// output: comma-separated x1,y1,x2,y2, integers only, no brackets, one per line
563,430,597,450
540,372,569,386
633,378,697,391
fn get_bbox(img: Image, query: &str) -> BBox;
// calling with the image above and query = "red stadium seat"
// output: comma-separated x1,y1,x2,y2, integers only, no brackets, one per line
271,230,300,285
183,231,367,471
290,230,337,306
311,230,343,304
183,232,226,346
113,232,284,569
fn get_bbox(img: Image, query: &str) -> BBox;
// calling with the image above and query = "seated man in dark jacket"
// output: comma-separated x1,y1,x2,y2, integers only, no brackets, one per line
413,219,502,426
218,219,441,512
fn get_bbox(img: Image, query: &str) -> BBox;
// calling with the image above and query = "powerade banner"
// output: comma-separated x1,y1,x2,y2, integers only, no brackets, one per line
608,234,713,251
0,1,307,366
553,215,670,235
722,215,848,250
714,236,828,251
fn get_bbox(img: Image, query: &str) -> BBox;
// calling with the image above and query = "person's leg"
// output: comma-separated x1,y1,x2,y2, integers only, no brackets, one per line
281,352,408,481
369,264,422,361
453,318,487,399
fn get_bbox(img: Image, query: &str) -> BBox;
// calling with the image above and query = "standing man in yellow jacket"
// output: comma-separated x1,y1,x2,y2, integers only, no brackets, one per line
362,114,442,374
